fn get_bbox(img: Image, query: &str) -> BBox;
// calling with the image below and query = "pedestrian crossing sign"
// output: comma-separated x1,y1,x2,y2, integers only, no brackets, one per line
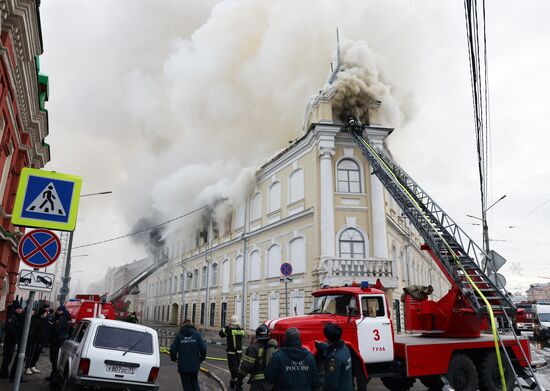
11,168,82,231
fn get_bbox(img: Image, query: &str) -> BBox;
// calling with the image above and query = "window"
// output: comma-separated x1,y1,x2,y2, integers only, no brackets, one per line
222,260,230,292
236,202,245,228
184,304,189,321
267,245,281,278
312,294,356,316
94,326,153,355
289,168,304,203
211,263,218,286
202,266,208,288
250,296,260,330
249,251,261,281
289,237,306,274
251,192,261,221
180,273,184,292
291,294,305,316
235,255,244,283
268,182,281,212
221,302,228,327
337,159,361,193
200,303,205,324
193,269,199,290
339,228,365,259
210,303,216,327
173,276,178,294
71,321,89,343
186,272,192,291
268,296,279,319
360,296,386,318
192,303,196,324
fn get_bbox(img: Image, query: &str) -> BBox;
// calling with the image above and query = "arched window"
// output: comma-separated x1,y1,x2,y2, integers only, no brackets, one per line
193,269,199,290
289,168,304,203
268,182,281,212
289,237,306,274
249,250,261,281
211,263,218,286
251,192,261,221
337,159,361,193
235,255,244,283
267,245,281,278
201,266,208,288
222,260,230,293
173,276,178,293
180,273,184,292
339,228,365,259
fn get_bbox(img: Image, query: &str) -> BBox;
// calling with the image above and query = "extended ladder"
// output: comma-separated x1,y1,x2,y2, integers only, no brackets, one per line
344,118,515,316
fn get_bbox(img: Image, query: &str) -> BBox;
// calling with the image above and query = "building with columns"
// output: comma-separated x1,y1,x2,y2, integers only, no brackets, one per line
140,87,450,333
0,0,50,318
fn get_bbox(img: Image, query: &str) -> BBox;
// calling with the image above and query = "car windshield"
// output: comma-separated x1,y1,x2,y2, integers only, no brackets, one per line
310,294,355,316
539,313,550,322
94,326,153,354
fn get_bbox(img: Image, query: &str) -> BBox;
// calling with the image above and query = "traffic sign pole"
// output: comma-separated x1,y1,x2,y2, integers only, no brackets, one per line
280,262,293,317
59,230,74,305
12,282,35,391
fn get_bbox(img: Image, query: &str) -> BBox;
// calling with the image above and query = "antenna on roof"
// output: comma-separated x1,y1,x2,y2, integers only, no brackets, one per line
328,27,341,84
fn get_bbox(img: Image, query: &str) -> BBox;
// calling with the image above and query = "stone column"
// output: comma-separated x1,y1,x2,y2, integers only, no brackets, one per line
320,147,336,258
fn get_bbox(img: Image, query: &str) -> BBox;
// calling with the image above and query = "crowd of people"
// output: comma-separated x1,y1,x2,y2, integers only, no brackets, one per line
0,301,71,385
170,314,353,391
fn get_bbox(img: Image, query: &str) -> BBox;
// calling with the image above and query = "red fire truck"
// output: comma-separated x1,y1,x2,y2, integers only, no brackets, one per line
266,117,541,391
65,294,115,325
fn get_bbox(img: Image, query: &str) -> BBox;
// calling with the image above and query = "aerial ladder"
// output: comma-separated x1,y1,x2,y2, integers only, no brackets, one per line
108,254,169,319
343,115,543,390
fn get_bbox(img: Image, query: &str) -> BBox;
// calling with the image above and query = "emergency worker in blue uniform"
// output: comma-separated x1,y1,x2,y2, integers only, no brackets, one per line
315,323,353,391
170,319,207,391
265,327,317,390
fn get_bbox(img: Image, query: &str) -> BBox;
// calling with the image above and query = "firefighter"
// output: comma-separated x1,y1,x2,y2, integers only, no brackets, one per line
125,312,139,323
265,327,317,390
219,314,245,390
170,319,207,391
315,323,353,391
237,324,278,390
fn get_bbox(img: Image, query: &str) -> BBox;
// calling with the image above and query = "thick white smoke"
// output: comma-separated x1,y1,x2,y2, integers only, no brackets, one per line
117,0,454,250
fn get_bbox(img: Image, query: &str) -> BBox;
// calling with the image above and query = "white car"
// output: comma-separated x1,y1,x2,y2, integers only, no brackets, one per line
57,317,160,390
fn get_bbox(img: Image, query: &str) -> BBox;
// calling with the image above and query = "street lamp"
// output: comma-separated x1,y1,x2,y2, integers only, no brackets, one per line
59,191,112,304
466,194,507,253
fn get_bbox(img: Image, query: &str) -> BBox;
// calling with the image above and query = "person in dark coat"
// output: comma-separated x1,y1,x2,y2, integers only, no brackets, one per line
47,306,71,383
238,324,278,391
170,320,207,391
25,308,49,375
265,327,317,391
315,323,353,391
125,312,139,324
0,303,24,379
219,314,245,390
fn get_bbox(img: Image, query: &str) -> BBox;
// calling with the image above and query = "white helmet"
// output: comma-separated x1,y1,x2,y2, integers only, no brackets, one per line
230,314,239,325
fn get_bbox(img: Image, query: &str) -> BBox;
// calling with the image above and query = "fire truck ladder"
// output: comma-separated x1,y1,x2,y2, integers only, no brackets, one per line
344,119,514,317
108,255,169,303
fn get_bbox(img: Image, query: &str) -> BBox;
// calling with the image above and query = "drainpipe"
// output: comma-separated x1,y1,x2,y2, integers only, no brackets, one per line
241,196,249,331
204,218,212,331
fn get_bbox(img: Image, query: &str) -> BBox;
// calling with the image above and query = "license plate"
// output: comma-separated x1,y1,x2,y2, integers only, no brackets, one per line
105,365,135,375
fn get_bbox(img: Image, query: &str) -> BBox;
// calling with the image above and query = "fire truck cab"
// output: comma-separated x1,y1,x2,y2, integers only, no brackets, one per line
65,294,115,325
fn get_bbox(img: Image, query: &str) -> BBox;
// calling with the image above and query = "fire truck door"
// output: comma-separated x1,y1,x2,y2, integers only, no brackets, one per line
356,295,394,363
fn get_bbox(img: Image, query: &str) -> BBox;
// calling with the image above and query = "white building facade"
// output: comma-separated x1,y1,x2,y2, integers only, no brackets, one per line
141,92,450,333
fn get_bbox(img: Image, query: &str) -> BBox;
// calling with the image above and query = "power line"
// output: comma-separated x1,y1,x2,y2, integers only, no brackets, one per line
72,204,209,250
508,197,550,228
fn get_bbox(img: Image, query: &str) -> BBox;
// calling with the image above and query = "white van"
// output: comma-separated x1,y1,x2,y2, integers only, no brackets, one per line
57,318,160,390
533,304,550,341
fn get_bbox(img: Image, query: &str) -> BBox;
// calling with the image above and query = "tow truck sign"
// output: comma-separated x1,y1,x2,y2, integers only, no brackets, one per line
18,269,55,292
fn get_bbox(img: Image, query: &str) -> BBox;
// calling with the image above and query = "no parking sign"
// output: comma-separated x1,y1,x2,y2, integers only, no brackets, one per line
18,229,61,268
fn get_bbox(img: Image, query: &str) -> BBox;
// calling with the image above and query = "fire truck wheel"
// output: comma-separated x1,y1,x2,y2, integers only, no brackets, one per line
419,375,444,390
446,353,478,391
380,376,415,390
478,351,514,391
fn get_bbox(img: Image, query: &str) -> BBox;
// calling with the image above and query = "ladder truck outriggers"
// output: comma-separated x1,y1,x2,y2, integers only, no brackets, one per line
266,116,542,391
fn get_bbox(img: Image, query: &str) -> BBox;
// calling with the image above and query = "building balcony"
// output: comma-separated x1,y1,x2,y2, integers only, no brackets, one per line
320,257,398,288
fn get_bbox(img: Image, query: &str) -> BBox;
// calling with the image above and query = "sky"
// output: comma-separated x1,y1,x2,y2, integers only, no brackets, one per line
37,0,550,294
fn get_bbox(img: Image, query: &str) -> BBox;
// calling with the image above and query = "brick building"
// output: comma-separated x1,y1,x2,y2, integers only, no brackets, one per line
0,0,50,317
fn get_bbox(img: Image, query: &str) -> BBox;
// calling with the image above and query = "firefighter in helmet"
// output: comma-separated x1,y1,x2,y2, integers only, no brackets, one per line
237,324,278,391
219,314,245,390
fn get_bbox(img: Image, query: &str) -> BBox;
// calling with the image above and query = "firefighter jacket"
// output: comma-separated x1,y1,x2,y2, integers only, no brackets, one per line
317,340,353,391
239,338,278,383
265,339,317,391
170,324,207,373
219,325,245,354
